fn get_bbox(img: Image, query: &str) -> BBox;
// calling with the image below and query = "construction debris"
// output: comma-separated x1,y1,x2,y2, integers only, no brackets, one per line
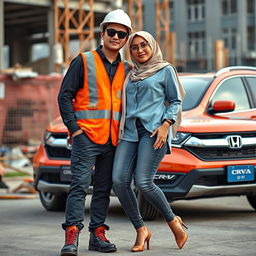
11,177,37,194
0,65,38,80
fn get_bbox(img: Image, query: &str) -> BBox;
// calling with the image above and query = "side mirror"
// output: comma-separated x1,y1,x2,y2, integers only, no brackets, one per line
208,100,235,114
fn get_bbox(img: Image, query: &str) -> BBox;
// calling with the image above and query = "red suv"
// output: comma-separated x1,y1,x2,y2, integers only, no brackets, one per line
33,66,256,219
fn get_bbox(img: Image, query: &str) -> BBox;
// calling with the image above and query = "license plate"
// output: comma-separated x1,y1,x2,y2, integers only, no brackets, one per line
227,165,254,183
60,165,72,182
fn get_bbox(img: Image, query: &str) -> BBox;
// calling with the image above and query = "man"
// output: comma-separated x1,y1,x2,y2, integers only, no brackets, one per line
58,9,132,256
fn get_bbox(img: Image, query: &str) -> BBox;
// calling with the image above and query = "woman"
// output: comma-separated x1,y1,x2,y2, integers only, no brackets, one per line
112,31,187,252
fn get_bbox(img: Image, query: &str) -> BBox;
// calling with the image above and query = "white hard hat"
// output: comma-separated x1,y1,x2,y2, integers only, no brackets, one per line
100,9,132,35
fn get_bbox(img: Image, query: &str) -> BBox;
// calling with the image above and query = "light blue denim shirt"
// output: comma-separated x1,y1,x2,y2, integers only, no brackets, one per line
123,66,182,142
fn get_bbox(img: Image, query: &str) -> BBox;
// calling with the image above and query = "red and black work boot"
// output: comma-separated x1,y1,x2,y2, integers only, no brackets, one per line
88,226,117,253
61,226,80,256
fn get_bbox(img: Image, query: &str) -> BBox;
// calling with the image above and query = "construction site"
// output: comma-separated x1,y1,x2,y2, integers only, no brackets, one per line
0,0,170,180
0,0,256,190
0,3,256,256
0,0,159,145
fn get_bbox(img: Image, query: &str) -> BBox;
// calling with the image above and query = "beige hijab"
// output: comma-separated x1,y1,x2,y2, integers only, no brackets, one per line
128,31,170,81
118,31,186,141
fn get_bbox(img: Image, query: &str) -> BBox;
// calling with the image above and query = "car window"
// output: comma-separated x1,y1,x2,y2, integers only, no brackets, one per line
179,77,211,111
211,77,250,111
245,77,256,106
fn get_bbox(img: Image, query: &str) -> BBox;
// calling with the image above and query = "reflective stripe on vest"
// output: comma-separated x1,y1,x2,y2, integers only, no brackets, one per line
75,109,110,120
75,110,121,121
84,52,98,108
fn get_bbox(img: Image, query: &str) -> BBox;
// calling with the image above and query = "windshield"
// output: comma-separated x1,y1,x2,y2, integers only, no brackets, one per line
179,76,212,111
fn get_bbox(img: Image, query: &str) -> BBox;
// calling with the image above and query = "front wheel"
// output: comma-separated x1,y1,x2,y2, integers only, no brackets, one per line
39,191,67,211
247,195,256,210
137,191,159,221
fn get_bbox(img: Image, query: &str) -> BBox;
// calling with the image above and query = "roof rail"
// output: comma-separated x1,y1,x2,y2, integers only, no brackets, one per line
214,66,256,77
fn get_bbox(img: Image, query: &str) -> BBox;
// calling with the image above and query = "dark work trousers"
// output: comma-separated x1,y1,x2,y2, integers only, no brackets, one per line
62,132,116,232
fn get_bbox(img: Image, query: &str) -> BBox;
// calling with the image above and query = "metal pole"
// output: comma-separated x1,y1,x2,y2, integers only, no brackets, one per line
48,3,55,73
0,0,4,70
206,35,213,71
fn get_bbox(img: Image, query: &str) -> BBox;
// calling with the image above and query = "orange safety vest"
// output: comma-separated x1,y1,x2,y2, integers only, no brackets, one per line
73,51,131,146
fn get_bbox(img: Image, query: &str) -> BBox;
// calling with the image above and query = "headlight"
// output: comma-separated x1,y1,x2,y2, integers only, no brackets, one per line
43,131,52,146
43,131,70,148
171,132,190,146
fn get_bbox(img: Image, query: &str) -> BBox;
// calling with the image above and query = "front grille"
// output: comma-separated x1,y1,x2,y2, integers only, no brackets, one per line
40,172,71,185
44,132,71,159
45,145,71,159
185,146,256,161
195,173,255,186
183,132,256,161
195,174,222,186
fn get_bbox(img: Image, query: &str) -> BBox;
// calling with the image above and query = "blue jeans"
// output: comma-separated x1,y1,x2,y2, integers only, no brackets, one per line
62,132,115,231
112,120,175,229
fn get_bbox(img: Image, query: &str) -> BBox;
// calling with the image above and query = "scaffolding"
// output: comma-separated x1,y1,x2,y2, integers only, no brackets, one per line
53,0,145,67
127,0,143,32
53,0,95,70
156,0,173,63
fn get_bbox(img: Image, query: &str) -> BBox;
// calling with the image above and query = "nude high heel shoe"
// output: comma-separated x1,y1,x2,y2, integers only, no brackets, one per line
168,216,188,249
131,226,151,252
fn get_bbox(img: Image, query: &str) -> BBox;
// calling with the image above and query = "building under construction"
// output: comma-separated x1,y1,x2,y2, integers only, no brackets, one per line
0,0,144,146
1,0,256,74
0,0,132,74
0,0,256,146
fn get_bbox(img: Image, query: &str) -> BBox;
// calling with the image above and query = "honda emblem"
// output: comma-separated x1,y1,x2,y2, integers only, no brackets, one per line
226,135,242,149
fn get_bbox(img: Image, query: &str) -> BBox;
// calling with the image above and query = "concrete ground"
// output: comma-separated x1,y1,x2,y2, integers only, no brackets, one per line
1,166,255,256
0,194,255,256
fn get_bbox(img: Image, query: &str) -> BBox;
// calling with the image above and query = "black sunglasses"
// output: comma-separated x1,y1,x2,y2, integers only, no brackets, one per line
106,29,128,39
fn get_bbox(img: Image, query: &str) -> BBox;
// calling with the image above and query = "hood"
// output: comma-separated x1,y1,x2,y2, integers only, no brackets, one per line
47,116,67,133
178,115,256,133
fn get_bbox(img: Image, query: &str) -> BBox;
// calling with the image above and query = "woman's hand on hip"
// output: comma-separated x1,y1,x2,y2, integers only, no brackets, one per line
151,122,169,150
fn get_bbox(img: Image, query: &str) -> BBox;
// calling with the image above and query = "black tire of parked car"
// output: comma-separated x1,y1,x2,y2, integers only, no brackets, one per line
246,195,256,210
39,191,67,211
136,190,159,221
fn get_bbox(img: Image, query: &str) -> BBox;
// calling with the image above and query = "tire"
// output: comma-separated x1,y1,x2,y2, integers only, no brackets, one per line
137,191,159,221
39,191,67,211
247,195,256,210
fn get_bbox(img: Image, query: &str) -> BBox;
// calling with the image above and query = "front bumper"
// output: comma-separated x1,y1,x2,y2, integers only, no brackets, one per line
34,164,256,200
156,167,256,200
34,165,94,195
34,166,70,192
37,180,70,193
